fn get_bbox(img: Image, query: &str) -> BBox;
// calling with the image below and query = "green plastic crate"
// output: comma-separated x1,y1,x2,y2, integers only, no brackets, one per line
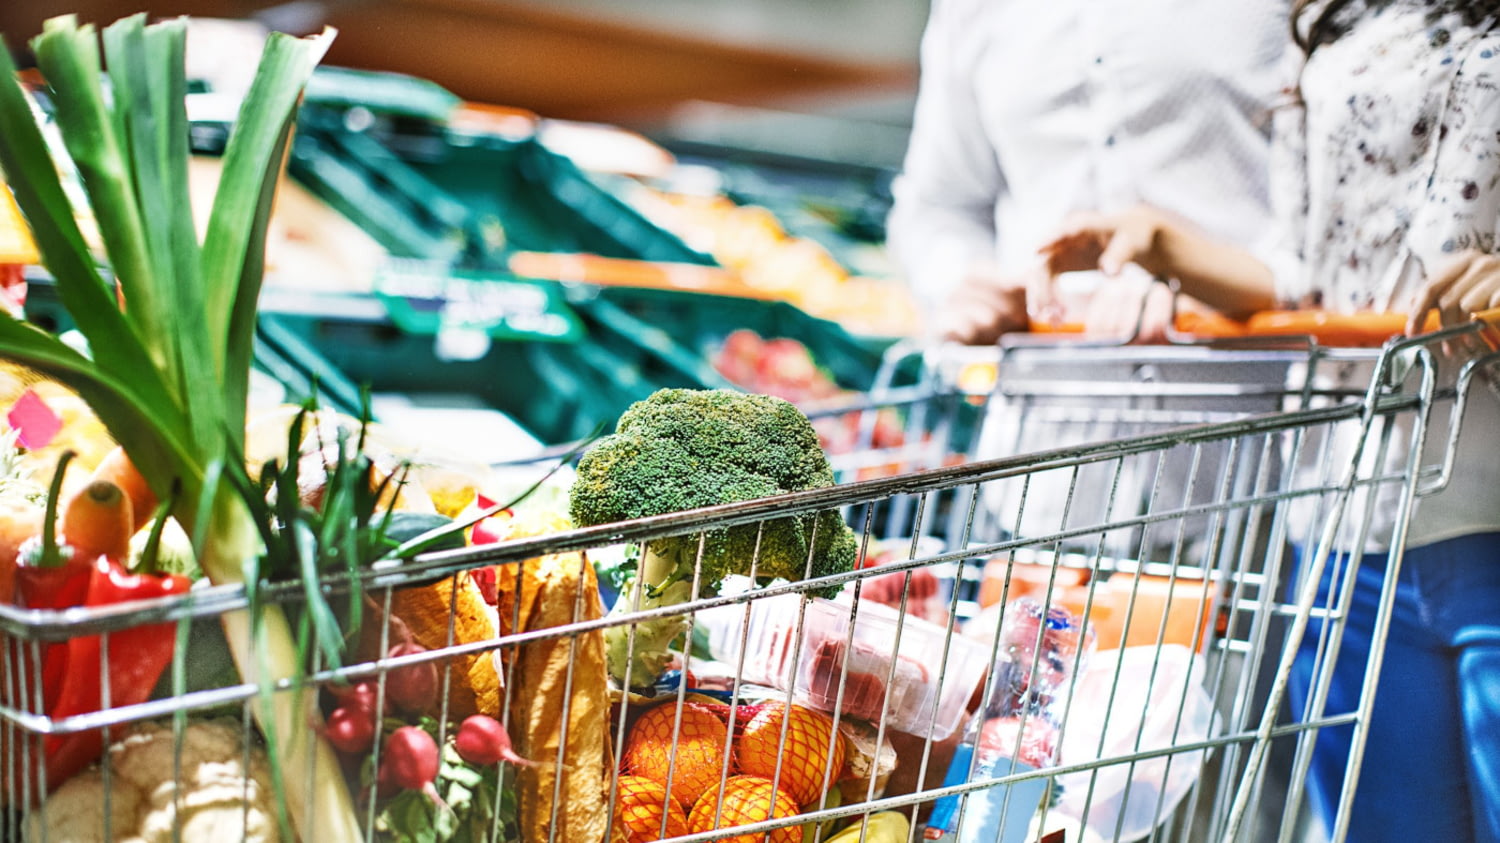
289,104,712,270
260,289,734,446
574,286,896,392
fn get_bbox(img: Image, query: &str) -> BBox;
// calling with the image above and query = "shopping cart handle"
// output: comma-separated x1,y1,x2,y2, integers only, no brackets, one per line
1027,310,1448,347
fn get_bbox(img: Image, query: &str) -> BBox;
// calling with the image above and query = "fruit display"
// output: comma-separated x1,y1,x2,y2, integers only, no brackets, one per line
617,184,920,337
710,329,907,462
733,702,846,806
617,697,865,841
614,775,692,842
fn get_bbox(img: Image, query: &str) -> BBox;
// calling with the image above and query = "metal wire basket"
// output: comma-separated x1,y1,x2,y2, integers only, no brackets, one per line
0,318,1495,843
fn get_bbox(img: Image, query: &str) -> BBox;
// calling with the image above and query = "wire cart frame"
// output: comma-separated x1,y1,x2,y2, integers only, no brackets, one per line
0,318,1495,843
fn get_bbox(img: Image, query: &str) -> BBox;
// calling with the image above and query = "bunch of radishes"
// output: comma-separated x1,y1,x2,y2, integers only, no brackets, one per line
323,638,530,810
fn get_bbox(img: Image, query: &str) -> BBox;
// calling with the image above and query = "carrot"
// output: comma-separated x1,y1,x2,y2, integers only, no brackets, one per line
59,480,133,561
88,446,156,533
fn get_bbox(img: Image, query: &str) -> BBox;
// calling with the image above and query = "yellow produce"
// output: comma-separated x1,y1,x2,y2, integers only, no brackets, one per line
824,811,912,843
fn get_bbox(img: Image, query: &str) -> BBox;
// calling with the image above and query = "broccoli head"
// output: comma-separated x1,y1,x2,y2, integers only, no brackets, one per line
571,388,857,589
569,388,859,685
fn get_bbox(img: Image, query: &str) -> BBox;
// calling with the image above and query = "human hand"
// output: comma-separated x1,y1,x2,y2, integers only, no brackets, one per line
932,266,1046,345
1082,276,1176,343
1407,249,1500,335
1038,206,1175,279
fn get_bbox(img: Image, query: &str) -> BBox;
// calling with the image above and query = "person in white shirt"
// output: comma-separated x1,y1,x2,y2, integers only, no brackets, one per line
886,0,1290,343
1041,1,1500,839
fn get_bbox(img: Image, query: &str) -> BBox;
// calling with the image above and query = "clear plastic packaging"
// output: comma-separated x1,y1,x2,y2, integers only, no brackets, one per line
695,590,989,740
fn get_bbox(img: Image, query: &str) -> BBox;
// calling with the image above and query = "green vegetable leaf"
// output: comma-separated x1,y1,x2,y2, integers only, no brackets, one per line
32,17,167,358
293,519,345,669
0,315,197,497
101,16,186,395
0,35,188,468
379,790,440,843
103,15,221,455
1,15,357,842
203,31,332,445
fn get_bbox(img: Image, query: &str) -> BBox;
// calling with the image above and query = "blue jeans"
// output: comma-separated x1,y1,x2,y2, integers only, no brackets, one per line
1289,532,1500,842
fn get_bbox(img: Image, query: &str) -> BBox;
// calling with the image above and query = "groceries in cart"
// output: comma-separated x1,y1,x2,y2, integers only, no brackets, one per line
698,592,990,741
0,395,561,841
568,388,862,686
617,697,852,842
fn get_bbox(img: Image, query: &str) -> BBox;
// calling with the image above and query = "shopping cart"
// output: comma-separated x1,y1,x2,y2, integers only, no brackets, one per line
0,317,1494,843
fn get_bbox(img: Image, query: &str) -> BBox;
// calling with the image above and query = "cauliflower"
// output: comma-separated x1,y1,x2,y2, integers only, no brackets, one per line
38,719,281,843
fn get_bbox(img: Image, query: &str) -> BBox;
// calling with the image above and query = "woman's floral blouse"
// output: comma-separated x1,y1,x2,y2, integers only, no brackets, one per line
1267,0,1500,310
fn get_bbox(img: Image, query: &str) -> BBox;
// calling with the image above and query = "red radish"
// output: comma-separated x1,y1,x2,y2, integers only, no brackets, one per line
330,681,385,716
385,641,440,714
454,715,535,767
325,705,376,755
382,726,444,806
375,756,401,800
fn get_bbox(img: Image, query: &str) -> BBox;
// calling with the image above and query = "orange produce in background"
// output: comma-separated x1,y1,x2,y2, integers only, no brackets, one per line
87,447,156,533
688,775,801,843
614,775,691,842
59,480,133,562
0,498,40,604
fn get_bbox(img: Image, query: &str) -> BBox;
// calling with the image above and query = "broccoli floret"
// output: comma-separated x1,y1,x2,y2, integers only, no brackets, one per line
569,388,858,685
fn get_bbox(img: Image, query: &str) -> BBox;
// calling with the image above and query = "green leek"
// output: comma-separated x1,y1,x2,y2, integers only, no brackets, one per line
0,15,360,841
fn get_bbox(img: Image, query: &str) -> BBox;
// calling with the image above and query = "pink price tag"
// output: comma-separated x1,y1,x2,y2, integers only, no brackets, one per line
8,389,62,451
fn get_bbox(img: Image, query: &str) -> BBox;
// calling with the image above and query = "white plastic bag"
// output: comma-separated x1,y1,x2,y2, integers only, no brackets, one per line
1053,645,1216,841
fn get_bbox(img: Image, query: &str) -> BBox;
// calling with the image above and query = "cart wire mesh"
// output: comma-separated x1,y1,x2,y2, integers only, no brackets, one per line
0,319,1496,843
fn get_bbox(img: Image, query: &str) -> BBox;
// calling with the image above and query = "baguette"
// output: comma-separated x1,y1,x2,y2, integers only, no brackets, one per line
497,512,624,843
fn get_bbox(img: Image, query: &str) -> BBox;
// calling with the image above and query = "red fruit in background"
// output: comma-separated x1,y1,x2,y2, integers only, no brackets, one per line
869,409,906,449
758,338,822,401
733,702,845,807
714,329,764,386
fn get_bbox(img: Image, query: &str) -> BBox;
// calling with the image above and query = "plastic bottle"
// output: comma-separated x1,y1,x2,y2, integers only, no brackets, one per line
925,597,1094,842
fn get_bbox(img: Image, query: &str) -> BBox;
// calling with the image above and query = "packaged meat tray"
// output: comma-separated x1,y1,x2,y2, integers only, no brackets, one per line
697,591,990,741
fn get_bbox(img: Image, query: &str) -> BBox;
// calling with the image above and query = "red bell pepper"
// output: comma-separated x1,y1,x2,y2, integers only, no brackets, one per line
11,554,191,792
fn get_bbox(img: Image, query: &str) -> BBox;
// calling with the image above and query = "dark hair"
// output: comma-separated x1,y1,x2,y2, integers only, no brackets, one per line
1292,0,1500,52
